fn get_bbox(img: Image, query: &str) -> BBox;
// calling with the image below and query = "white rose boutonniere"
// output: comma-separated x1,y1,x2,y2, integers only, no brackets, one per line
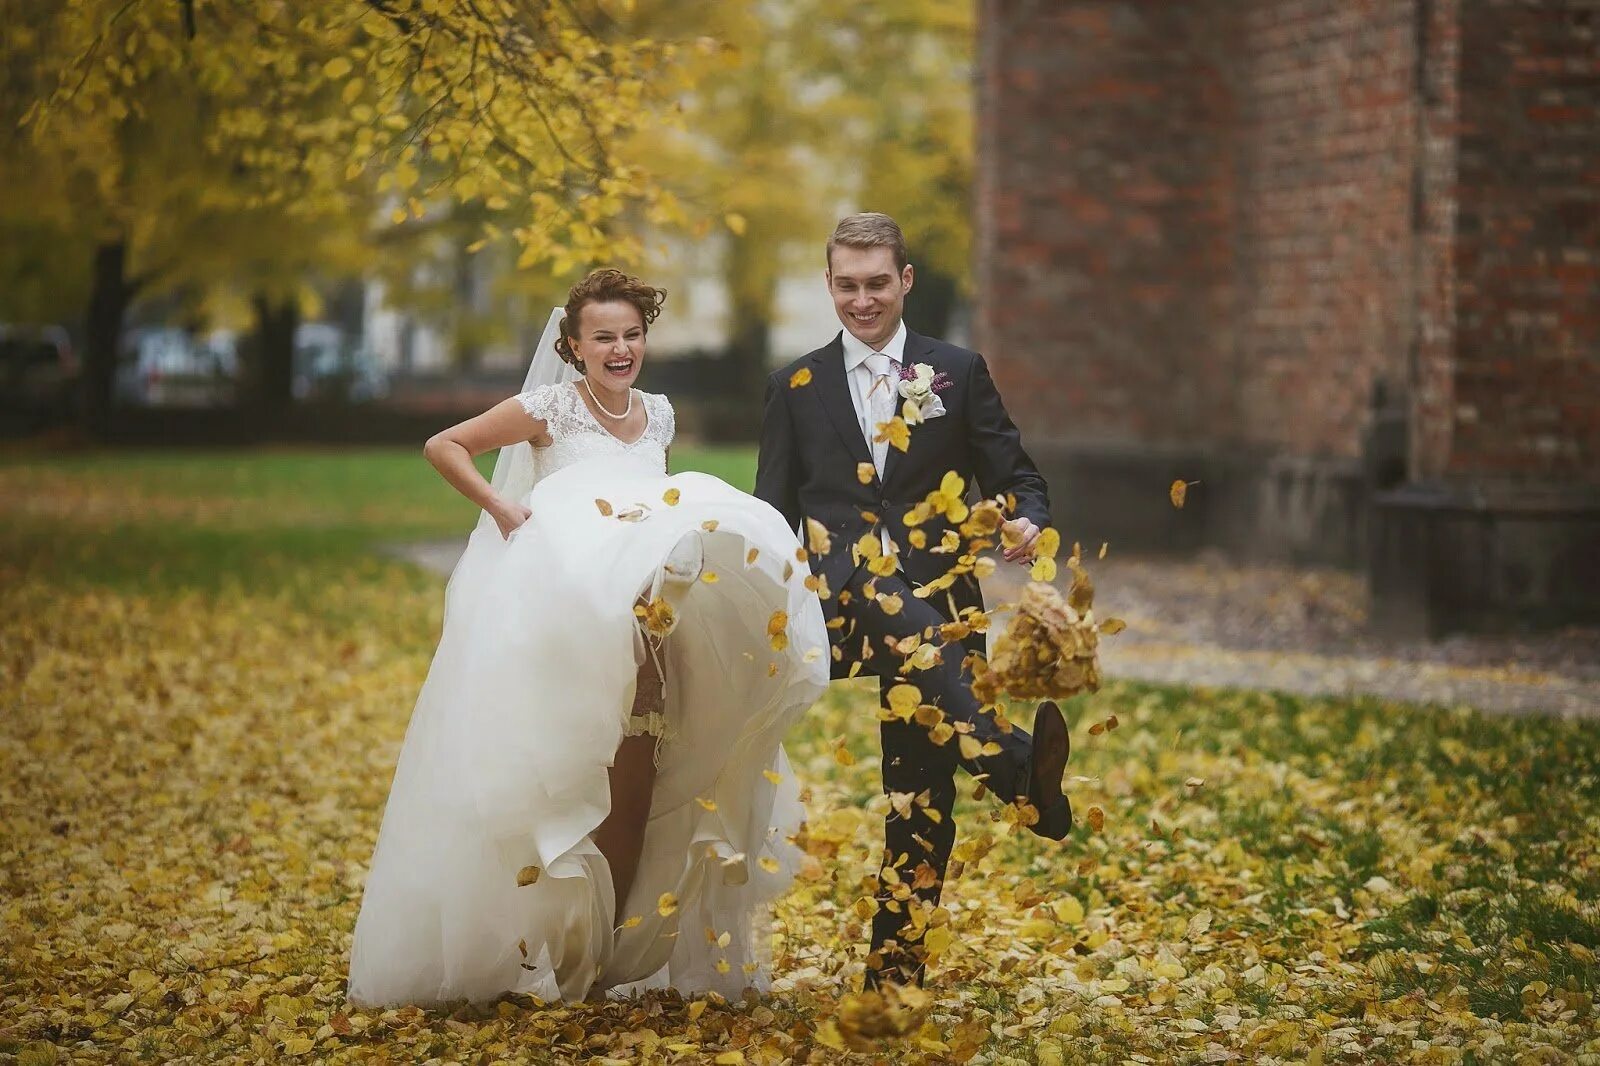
897,362,952,424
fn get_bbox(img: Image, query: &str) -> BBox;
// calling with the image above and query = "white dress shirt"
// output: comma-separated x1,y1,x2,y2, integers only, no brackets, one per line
840,319,908,559
841,319,908,476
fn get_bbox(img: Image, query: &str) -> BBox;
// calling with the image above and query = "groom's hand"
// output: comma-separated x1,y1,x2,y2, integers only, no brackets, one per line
1001,517,1042,563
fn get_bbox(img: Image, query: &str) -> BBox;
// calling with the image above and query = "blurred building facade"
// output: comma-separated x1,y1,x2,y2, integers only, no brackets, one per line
976,0,1598,635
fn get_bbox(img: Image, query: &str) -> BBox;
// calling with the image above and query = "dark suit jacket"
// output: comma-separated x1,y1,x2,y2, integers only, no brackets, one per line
755,328,1051,671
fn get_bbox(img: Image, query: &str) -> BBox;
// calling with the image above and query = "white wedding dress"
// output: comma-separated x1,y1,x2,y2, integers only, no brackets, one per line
348,381,828,1006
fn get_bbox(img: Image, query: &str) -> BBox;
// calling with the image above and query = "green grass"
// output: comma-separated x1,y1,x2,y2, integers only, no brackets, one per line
0,444,756,596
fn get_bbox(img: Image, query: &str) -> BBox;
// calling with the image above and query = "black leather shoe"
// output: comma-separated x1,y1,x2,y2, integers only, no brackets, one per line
1022,700,1072,840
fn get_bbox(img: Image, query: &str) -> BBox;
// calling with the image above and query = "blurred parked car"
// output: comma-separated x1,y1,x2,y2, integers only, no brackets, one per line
0,324,79,431
293,323,389,403
115,327,238,407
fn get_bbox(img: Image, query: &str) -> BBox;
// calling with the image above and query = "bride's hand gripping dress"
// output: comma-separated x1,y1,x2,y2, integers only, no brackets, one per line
347,381,828,1006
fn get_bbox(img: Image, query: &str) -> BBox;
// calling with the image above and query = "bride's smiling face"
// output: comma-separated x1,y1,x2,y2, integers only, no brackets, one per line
571,300,647,390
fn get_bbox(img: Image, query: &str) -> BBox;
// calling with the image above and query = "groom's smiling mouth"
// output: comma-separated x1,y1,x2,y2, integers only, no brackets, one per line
849,311,882,328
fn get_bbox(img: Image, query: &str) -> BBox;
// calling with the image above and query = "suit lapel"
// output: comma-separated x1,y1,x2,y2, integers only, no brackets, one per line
809,335,875,469
880,330,938,489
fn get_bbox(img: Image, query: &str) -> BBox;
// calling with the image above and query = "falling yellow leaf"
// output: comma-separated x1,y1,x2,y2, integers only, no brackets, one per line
1035,527,1062,560
857,462,876,485
767,610,788,651
657,892,679,916
834,738,856,766
696,796,717,811
516,865,540,887
876,592,904,616
702,519,720,532
725,212,748,235
758,856,781,874
620,914,643,929
874,417,911,453
805,518,832,556
789,367,813,389
1100,617,1126,635
702,571,719,584
662,487,681,506
1086,806,1105,833
1170,479,1191,508
763,769,782,784
595,498,614,516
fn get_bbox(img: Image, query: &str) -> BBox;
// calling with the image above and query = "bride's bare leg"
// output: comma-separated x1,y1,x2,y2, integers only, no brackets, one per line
593,733,658,923
592,617,665,926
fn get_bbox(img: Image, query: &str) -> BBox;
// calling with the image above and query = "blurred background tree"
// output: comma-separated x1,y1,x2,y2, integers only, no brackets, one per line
614,0,975,431
1,0,680,433
1,0,975,442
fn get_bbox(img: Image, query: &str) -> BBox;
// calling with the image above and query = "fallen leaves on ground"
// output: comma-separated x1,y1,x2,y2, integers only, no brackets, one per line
3,454,1597,1064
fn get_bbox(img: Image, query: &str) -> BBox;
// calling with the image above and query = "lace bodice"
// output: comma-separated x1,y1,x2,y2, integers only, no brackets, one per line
516,382,674,481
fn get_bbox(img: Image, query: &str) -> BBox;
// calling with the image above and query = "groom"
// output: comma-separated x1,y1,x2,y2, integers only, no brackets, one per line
756,212,1072,988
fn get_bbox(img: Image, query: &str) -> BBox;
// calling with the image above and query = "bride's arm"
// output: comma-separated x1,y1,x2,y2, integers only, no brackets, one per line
424,397,545,537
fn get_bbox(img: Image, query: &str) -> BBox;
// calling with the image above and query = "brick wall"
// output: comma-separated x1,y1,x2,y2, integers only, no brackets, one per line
975,1,1239,448
1231,0,1417,459
976,0,1599,532
1448,0,1600,481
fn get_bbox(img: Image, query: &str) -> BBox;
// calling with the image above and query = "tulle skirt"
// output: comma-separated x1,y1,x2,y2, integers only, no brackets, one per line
347,454,828,1006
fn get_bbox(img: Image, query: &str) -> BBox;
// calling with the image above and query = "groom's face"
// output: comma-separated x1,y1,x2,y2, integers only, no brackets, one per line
827,245,913,351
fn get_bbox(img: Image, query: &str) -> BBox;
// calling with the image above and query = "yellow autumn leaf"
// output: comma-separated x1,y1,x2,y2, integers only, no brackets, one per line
805,518,832,556
857,462,876,485
886,683,922,720
595,498,614,516
662,487,681,505
1035,527,1062,560
1170,479,1190,508
874,417,911,453
702,571,719,584
657,892,678,916
516,865,541,887
789,367,813,388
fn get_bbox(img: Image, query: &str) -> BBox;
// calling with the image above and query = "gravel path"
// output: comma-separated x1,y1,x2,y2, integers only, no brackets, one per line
380,539,1598,718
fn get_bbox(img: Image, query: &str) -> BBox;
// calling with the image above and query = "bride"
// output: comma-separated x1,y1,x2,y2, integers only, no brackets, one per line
348,269,828,1006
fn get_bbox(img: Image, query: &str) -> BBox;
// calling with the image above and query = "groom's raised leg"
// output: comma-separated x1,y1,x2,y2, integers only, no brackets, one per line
842,570,1030,800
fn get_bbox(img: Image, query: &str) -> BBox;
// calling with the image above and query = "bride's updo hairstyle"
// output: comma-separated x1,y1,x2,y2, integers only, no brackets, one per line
555,268,668,372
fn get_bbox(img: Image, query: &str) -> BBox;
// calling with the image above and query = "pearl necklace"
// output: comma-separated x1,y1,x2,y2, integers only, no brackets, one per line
582,377,633,420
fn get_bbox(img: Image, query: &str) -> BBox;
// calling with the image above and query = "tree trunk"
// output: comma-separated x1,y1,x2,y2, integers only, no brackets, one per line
251,293,299,419
722,232,776,439
82,241,131,436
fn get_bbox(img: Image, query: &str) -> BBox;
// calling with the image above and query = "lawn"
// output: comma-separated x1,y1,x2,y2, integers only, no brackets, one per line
2,447,1596,1064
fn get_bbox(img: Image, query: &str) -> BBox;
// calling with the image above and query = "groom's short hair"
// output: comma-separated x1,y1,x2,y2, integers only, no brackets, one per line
827,213,908,272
